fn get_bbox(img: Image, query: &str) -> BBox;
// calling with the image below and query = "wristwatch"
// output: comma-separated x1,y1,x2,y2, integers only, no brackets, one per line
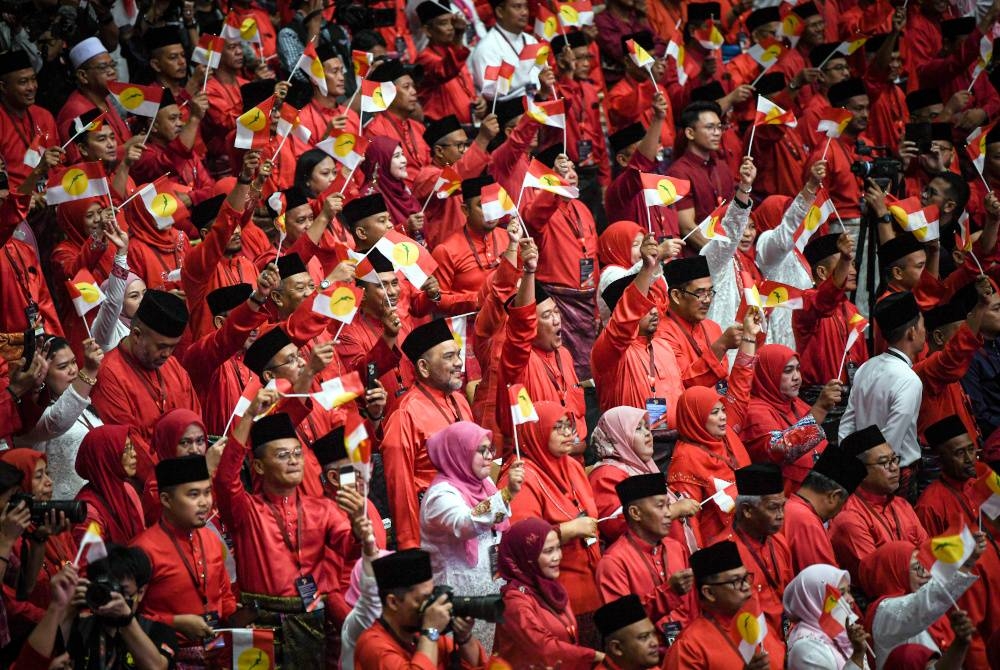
319,279,331,290
421,627,441,641
878,213,893,224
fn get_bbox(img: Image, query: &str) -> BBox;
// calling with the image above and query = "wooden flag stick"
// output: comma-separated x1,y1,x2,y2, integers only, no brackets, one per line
821,135,833,161
644,65,661,94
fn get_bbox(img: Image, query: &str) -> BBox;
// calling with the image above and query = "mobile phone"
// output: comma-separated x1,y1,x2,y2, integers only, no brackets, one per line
366,362,379,390
904,122,932,154
20,327,34,371
339,465,357,488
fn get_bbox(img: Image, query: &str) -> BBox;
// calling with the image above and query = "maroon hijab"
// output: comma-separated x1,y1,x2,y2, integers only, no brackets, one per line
498,517,568,611
360,136,421,228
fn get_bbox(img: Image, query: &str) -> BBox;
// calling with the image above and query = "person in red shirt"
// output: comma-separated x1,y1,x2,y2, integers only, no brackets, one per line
782,446,867,574
414,1,482,124
664,540,785,669
203,38,252,175
132,456,236,663
596,474,697,635
298,45,359,143
144,26,191,100
0,50,60,189
363,60,431,186
712,464,793,639
723,8,780,88
606,32,674,150
772,2,826,108
592,595,663,670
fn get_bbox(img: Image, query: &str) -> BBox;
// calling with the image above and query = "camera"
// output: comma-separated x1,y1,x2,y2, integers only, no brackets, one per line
420,585,505,631
850,141,903,191
7,493,88,525
85,574,123,610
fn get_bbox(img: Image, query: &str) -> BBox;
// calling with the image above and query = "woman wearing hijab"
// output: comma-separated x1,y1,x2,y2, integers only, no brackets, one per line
666,310,761,544
141,409,211,523
858,541,982,669
420,421,525,652
597,221,643,320
784,563,871,669
741,343,842,494
0,449,77,609
494,517,605,669
125,189,187,293
360,137,424,240
292,148,355,249
72,425,144,546
499,401,602,646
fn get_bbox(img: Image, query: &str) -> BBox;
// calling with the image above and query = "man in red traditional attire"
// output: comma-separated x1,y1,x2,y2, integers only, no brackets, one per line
796,43,852,150
90,290,201,479
381,318,474,549
218,403,362,667
596,474,697,634
864,31,907,156
414,1,481,125
772,1,826,108
828,425,929,587
783,447,867,573
297,46,359,141
355,549,486,669
916,415,1000,667
132,456,237,667
723,8,779,88
0,50,60,189
203,38,254,175
712,464,792,638
593,595,663,669
363,60,431,185
226,81,295,193
606,32,673,148
665,540,785,669
57,38,131,162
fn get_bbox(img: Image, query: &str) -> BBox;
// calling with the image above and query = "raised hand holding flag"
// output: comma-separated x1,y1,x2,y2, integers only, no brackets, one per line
626,38,660,93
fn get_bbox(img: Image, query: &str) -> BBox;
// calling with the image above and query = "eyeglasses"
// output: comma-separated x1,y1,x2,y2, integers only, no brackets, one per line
677,287,717,301
178,436,207,448
698,123,724,134
706,572,754,590
438,141,471,150
272,449,304,462
265,352,303,371
83,60,118,73
866,454,901,470
553,420,576,435
476,444,496,457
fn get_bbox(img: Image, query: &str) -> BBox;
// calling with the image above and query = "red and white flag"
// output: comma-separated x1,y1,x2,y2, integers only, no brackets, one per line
754,96,797,128
707,478,737,512
107,81,164,118
484,61,517,98
234,96,274,149
640,173,690,208
221,12,262,46
481,183,517,222
967,123,996,174
519,43,551,69
294,42,328,96
447,314,469,371
45,162,110,205
383,229,438,287
315,131,368,170
523,159,579,198
816,107,853,139
345,412,372,480
312,283,363,324
626,38,655,69
70,110,109,136
432,167,463,199
793,189,836,252
888,196,940,242
836,37,867,56
777,12,804,46
509,384,539,424
747,38,785,67
534,5,558,40
208,628,275,670
276,104,312,144
732,598,768,663
843,312,869,355
557,1,593,28
360,80,396,113
758,280,804,310
955,213,974,253
693,20,724,51
352,50,375,83
67,269,106,317
192,34,224,69
314,371,365,410
138,176,189,230
665,41,687,85
524,98,566,129
695,200,729,241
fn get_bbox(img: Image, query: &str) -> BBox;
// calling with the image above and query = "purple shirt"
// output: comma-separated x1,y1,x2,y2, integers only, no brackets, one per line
666,150,735,223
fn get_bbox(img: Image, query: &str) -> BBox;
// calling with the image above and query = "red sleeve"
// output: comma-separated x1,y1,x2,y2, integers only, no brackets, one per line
182,200,242,289
498,303,536,384
591,284,653,372
829,507,876,581
212,435,252,529
354,628,440,670
523,189,560,236
660,321,728,388
913,325,982,393
380,408,422,549
181,302,267,384
724,356,755,430
474,257,520,339
415,45,471,86
794,277,844,337
497,590,596,670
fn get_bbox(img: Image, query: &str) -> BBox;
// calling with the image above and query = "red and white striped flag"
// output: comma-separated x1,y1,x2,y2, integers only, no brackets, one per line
221,12,262,46
45,162,110,205
481,183,517,222
754,96,797,128
192,34,224,69
315,131,368,170
433,167,462,199
295,42,328,96
67,269,106,317
234,96,274,149
107,81,164,118
640,173,690,207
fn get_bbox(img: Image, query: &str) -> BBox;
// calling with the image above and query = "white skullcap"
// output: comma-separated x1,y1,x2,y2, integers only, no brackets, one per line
69,37,109,69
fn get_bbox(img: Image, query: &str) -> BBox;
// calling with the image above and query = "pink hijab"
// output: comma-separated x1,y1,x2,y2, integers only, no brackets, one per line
360,136,421,228
590,406,656,476
427,421,509,565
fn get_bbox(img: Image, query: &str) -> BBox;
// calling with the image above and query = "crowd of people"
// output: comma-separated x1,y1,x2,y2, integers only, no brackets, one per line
3,0,1000,667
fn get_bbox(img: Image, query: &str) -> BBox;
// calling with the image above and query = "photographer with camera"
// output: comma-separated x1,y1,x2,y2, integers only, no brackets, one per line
65,543,176,670
0,460,33,649
356,548,487,670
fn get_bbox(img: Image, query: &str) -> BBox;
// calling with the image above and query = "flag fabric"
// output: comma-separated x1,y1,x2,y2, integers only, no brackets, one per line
383,229,438,287
447,314,469,371
758,280,804,310
509,384,539,424
45,162,110,205
349,239,397,283
71,110,108,136
888,196,940,242
315,131,368,170
754,96,797,128
312,283,363,323
971,35,993,80
484,61,517,98
524,98,567,129
215,629,276,670
481,183,518,222
360,79,396,113
275,104,311,144
433,167,463,199
234,96,275,149
793,189,836,252
295,42,328,96
747,38,786,68
695,200,730,241
732,600,768,663
534,5,559,41
139,177,189,230
955,213,974,253
352,50,374,82
77,521,108,564
67,269,106,317
314,371,365,411
640,173,690,208
777,12,804,46
836,37,867,56
665,41,688,85
221,12,262,46
107,81,163,118
816,107,853,139
556,2,585,28
22,138,44,169
818,584,851,640
626,39,655,69
709,478,737,512
519,43,551,69
694,20,724,51
523,159,580,198
928,525,976,581
842,312,869,355
967,123,996,174
345,412,372,480
192,34,224,69
974,467,1000,519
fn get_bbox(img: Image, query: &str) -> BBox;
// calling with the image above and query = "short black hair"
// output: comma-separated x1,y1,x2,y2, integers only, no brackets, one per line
351,30,387,52
90,544,154,589
377,585,413,606
932,171,970,214
883,314,921,344
801,470,846,495
679,101,723,130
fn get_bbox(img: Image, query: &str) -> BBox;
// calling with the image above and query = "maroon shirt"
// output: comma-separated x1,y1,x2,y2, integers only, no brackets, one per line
666,150,735,224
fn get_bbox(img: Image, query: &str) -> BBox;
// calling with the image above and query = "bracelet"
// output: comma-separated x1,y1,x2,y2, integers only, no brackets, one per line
77,370,98,386
249,293,267,306
741,337,756,344
236,174,253,185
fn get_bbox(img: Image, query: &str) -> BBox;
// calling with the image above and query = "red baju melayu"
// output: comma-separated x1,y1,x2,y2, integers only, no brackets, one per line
792,276,868,387
914,325,983,447
828,487,929,585
181,301,268,404
605,151,680,240
470,257,519,444
659,311,727,389
716,529,793,639
550,77,610,188
363,113,431,187
865,77,907,156
597,530,697,630
781,493,839,574
0,102,58,188
56,90,131,163
487,114,538,199
334,311,412,418
805,135,867,219
355,620,486,670
380,383,474,549
1,239,64,337
750,123,808,198
203,75,247,163
411,142,491,250
664,610,786,669
606,75,675,149
414,43,478,124
201,353,252,436
432,225,509,307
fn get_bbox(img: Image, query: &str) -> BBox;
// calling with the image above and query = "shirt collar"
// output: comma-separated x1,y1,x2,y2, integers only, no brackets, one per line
495,25,523,43
856,486,891,506
886,347,913,366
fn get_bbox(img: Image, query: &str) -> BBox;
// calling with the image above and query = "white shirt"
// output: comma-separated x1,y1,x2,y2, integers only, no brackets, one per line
838,348,923,465
468,26,538,99
786,634,866,670
340,560,381,670
702,200,753,332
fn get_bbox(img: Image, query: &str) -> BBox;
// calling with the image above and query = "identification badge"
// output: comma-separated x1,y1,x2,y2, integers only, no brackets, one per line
715,379,729,397
576,139,594,165
489,543,500,580
579,258,595,290
295,574,324,611
646,398,668,430
661,621,682,646
782,612,792,639
846,361,858,387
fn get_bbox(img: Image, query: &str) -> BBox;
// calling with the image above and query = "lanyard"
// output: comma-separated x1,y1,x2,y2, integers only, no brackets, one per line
625,533,667,587
415,383,461,423
0,103,40,151
4,244,36,310
538,350,569,405
361,314,408,393
856,494,904,541
666,311,708,358
120,344,168,412
647,341,658,391
494,28,525,61
159,521,209,608
562,202,589,254
735,529,782,593
463,227,500,270
264,493,304,572
386,114,420,163
706,613,753,661
885,349,910,366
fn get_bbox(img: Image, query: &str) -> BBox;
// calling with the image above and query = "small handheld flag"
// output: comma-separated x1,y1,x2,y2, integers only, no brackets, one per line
345,412,372,482
383,229,438,287
519,43,551,69
360,79,396,113
481,183,518,222
138,176,189,230
732,599,767,663
927,525,976,581
192,34,224,69
747,38,786,68
522,159,580,200
107,81,164,118
67,268,106,338
312,283,363,324
221,12,262,47
837,312,869,381
294,42,328,96
45,162,111,205
234,96,275,150
509,383,538,460
975,467,1000,520
316,131,369,170
702,478,737,512
641,173,690,208
689,200,729,242
73,521,107,566
793,189,836,252
524,98,567,129
313,371,365,411
534,5,559,41
693,20,724,51
887,196,940,242
758,280,804,310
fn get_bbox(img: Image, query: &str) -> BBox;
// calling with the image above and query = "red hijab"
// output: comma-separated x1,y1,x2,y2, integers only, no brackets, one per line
124,191,182,252
152,408,207,462
859,541,955,652
74,425,144,543
0,449,77,565
672,386,752,493
598,221,642,269
742,345,812,450
360,137,421,229
56,197,115,278
498,516,568,611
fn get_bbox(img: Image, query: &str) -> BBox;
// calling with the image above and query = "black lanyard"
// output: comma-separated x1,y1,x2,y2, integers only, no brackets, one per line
264,493,304,572
857,494,904,541
647,341,658,392
415,382,461,423
666,311,708,358
159,521,209,608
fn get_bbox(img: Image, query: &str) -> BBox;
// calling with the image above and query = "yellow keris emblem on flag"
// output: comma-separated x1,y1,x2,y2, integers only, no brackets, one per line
118,86,148,111
150,192,179,218
62,169,90,197
328,286,358,317
393,241,420,267
239,107,269,132
240,17,258,39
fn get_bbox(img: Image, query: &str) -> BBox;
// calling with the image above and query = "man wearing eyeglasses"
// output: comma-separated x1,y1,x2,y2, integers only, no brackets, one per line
829,424,929,589
56,37,131,163
664,539,784,669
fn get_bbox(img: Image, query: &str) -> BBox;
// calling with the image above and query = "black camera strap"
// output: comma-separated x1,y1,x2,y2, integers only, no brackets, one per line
158,521,209,608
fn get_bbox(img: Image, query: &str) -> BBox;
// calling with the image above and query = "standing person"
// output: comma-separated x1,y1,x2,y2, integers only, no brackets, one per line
468,0,538,100
420,422,523,652
592,595,663,670
0,49,60,189
72,425,143,546
494,517,605,669
132,456,237,667
413,1,481,124
362,60,431,183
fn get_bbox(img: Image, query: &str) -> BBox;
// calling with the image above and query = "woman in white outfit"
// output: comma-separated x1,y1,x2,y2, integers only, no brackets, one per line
420,421,525,652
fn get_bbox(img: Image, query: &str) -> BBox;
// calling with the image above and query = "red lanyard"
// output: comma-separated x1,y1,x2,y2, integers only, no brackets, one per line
159,521,209,608
463,227,500,270
666,311,708,358
735,529,782,593
857,495,904,541
538,350,569,405
264,494,305,573
626,533,667,587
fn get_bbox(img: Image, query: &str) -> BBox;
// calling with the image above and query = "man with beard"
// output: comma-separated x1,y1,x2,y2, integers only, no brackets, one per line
69,107,145,202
